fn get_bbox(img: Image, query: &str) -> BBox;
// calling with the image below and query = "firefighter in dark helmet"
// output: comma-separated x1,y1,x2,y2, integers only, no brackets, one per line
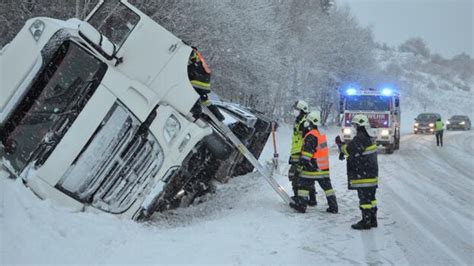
188,46,224,121
290,111,338,213
336,114,378,230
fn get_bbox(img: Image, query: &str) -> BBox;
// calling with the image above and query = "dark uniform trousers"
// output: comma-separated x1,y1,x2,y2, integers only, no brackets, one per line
357,187,377,210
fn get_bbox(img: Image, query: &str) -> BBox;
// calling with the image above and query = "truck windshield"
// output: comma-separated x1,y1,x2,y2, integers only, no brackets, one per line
2,41,107,172
345,96,391,111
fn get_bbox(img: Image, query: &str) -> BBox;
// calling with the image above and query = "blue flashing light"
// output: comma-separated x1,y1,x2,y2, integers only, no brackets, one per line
346,88,357,95
381,88,392,96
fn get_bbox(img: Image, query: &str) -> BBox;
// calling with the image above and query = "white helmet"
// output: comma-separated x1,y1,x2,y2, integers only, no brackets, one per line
293,100,309,113
306,111,321,126
351,114,370,127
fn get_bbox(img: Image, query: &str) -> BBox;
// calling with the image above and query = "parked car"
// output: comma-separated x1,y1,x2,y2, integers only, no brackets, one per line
413,113,441,134
446,115,471,130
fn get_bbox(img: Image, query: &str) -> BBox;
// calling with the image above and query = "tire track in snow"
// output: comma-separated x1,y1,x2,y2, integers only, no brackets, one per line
384,183,471,265
378,131,474,264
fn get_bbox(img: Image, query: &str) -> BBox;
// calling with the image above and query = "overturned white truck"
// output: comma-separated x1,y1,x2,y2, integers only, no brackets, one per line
0,1,272,220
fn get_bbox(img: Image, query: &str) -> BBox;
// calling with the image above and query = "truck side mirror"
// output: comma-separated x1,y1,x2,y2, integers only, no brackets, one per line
78,22,117,61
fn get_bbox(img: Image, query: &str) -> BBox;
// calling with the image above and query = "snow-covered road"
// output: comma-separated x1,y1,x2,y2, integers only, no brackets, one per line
380,130,474,265
1,127,473,265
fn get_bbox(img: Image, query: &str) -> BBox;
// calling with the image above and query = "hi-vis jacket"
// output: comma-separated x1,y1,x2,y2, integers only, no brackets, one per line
341,129,378,190
299,128,330,179
435,120,444,132
289,114,307,164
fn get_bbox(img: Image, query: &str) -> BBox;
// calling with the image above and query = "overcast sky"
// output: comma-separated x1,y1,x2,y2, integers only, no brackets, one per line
337,0,473,58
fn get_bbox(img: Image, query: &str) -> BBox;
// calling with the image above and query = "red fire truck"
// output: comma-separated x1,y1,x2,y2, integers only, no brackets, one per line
339,87,401,154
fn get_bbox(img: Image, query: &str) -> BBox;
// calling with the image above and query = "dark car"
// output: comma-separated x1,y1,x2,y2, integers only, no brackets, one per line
446,115,471,130
413,113,441,134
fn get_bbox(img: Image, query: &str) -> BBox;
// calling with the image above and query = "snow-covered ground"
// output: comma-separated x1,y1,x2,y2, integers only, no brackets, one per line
1,122,473,265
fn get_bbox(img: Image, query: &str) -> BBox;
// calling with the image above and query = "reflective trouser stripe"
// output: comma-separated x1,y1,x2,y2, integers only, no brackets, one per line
300,171,330,179
191,80,211,91
324,189,335,197
297,189,309,197
371,200,377,207
360,204,372,209
351,179,378,184
290,153,300,163
351,178,378,187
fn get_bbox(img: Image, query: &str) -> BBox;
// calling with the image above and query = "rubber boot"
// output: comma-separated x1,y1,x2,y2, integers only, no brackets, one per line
308,189,317,207
326,195,338,213
370,207,378,228
290,196,307,213
351,209,371,230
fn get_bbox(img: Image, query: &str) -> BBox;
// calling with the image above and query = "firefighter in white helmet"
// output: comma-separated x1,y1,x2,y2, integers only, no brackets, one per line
288,100,316,206
290,111,338,213
336,114,379,229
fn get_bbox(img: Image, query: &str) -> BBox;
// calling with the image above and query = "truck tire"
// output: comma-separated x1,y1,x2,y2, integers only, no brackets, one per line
386,144,394,154
203,134,232,160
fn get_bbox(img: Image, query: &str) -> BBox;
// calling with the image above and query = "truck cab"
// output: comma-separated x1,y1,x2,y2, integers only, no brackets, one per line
339,87,401,154
0,1,271,220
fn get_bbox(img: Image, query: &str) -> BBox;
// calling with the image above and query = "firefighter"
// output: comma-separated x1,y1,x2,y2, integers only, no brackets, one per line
290,111,338,213
188,46,224,121
336,114,378,230
288,100,317,206
435,117,444,147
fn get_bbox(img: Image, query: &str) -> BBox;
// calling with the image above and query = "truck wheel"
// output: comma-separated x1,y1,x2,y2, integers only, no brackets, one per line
203,134,232,160
386,144,394,154
394,137,400,150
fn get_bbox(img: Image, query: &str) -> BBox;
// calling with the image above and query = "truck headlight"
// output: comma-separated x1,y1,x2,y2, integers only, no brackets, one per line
381,129,390,136
429,123,434,127
343,128,352,135
414,123,419,127
460,121,465,125
446,121,450,124
164,115,181,143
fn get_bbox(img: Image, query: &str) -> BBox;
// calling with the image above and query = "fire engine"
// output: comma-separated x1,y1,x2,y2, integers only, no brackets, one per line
339,86,401,154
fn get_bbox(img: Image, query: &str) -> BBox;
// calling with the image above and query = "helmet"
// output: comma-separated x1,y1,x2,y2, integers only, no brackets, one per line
293,100,309,113
351,114,370,127
306,111,321,126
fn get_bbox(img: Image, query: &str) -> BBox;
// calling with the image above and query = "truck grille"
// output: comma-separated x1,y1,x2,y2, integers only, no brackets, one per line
57,103,164,214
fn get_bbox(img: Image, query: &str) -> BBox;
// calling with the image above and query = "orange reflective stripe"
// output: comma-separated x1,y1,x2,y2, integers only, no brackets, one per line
196,51,211,74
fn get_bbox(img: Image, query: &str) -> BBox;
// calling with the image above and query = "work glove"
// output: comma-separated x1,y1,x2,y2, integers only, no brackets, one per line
338,152,345,161
335,135,342,146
